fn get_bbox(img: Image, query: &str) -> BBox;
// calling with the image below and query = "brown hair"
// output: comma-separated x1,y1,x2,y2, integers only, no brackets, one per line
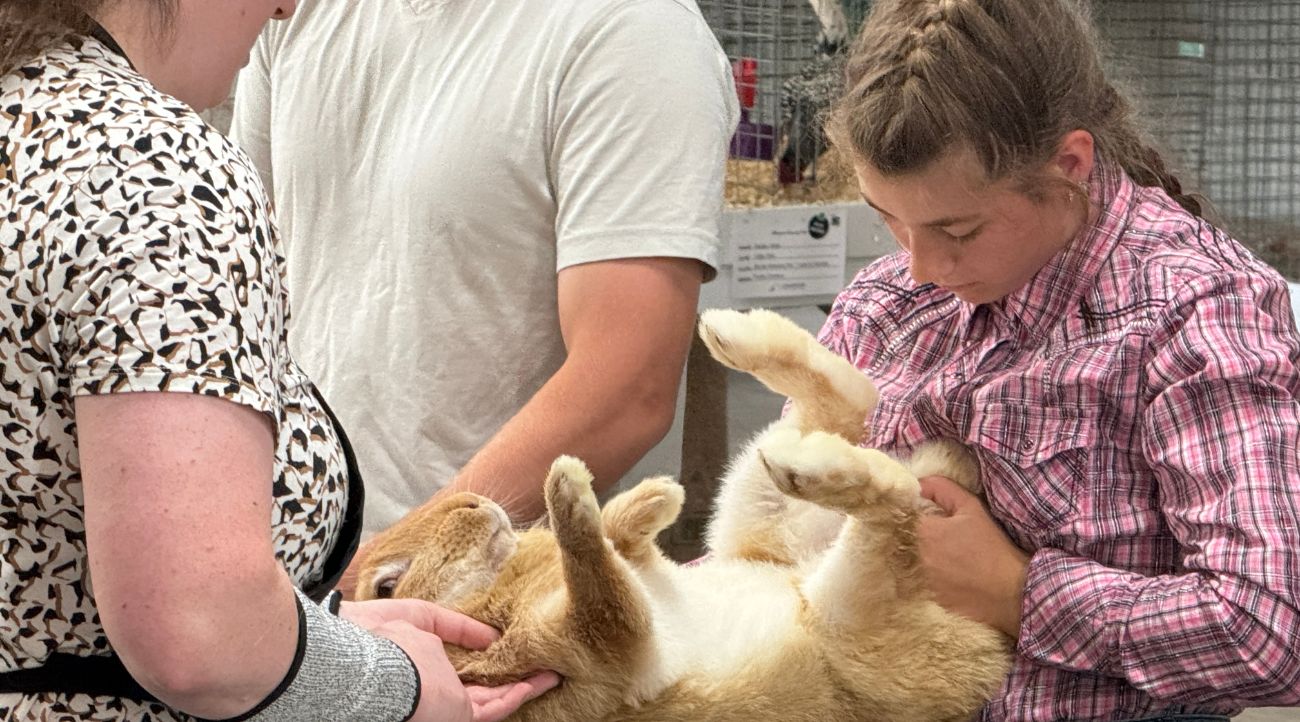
827,0,1203,217
0,0,175,74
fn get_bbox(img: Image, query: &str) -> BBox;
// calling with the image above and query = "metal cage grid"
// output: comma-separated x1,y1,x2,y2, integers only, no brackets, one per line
698,0,861,206
699,0,1300,279
698,0,821,139
1096,0,1300,279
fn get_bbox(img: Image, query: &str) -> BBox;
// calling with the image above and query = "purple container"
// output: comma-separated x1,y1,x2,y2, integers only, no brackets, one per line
729,109,776,161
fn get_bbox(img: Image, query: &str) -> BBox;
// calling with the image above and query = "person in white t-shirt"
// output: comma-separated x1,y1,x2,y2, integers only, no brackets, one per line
231,0,738,587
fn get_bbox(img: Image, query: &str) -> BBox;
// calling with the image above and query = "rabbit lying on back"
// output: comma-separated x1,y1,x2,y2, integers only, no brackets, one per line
356,308,1011,721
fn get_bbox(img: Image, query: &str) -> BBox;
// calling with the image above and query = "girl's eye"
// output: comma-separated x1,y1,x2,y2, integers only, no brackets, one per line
948,226,983,243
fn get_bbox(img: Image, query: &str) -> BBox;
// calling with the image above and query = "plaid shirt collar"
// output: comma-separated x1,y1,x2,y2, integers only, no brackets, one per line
955,162,1135,339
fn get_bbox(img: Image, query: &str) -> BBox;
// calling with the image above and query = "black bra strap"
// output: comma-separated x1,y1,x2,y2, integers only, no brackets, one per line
0,653,159,703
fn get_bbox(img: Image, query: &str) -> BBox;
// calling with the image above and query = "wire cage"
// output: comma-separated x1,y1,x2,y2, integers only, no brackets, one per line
698,0,865,207
1096,0,1300,280
699,1,1300,280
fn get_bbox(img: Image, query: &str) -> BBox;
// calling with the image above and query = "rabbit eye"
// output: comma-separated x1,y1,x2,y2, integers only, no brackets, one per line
368,560,409,600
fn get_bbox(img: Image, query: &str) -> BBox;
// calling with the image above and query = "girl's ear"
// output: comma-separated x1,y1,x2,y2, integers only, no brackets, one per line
1051,129,1096,185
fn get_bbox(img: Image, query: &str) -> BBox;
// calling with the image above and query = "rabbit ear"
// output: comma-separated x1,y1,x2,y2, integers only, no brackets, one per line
366,559,411,600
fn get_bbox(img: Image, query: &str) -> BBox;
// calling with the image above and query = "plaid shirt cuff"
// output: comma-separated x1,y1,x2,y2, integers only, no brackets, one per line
1017,547,1135,677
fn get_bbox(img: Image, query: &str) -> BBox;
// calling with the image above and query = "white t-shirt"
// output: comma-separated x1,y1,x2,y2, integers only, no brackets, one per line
232,0,738,534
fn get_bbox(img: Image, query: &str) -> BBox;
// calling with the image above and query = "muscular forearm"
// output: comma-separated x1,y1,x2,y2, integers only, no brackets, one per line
433,257,702,522
338,354,679,598
443,354,679,521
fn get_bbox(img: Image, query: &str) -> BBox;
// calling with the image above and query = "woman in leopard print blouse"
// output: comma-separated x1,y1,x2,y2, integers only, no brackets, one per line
0,1,555,720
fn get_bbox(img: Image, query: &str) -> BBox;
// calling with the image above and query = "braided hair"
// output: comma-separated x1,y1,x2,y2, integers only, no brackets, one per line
827,0,1203,217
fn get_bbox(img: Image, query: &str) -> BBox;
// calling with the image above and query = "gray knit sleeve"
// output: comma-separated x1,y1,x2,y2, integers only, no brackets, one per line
218,588,421,722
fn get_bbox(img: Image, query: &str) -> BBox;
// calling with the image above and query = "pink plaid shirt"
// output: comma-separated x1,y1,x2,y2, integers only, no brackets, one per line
819,165,1300,720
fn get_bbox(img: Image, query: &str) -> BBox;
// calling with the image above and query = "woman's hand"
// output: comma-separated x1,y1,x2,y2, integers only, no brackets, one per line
342,598,560,722
465,673,563,722
917,476,1030,639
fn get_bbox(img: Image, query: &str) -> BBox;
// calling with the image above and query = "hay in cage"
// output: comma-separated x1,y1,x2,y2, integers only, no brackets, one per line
725,145,861,208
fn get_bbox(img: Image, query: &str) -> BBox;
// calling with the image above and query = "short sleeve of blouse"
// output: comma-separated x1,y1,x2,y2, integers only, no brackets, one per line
48,125,285,418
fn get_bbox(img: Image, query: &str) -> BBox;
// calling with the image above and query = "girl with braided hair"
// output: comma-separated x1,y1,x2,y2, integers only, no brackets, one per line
0,2,556,720
821,0,1300,719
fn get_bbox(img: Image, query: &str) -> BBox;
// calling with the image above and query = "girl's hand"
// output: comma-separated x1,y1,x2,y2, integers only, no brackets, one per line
917,476,1030,639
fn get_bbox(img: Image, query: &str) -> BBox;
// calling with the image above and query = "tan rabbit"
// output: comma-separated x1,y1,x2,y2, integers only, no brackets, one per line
356,308,1011,722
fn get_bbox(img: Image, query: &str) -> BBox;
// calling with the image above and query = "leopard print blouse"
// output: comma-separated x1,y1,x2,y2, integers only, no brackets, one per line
0,35,351,721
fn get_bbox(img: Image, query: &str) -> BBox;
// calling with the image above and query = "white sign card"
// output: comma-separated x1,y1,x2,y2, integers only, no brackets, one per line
729,207,848,300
